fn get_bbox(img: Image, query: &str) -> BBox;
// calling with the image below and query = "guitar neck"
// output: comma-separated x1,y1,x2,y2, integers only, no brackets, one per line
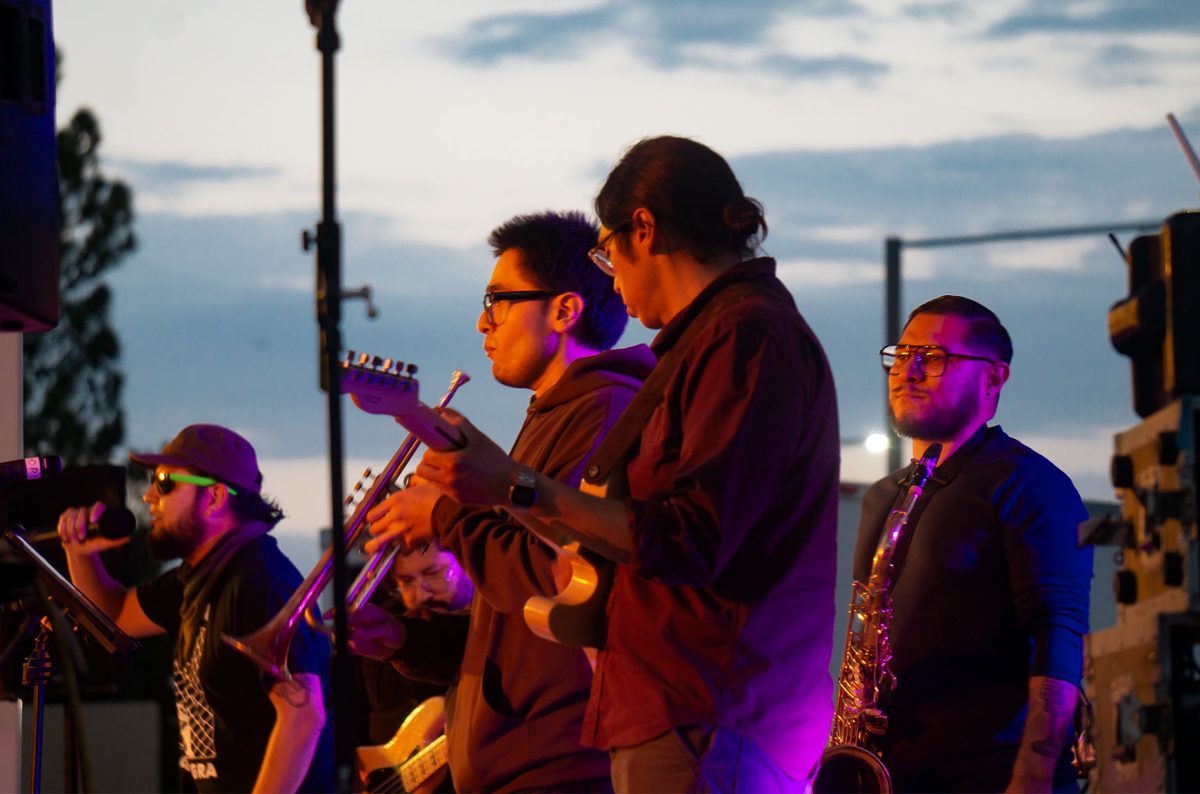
399,734,448,791
393,403,466,452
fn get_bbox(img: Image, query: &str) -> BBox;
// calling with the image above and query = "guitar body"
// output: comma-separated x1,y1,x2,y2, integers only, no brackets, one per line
356,696,449,793
522,476,619,651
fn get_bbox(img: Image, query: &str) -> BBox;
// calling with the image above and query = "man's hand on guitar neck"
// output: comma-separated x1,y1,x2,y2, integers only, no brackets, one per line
417,410,637,564
415,409,523,506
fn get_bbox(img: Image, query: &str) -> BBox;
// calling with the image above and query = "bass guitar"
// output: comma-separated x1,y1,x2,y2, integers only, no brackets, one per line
357,696,448,794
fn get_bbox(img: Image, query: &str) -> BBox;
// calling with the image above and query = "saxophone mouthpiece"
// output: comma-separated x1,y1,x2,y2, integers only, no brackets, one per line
921,443,942,466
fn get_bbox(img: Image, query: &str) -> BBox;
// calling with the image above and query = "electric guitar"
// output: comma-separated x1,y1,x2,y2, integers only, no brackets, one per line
519,474,624,652
356,696,449,794
340,352,466,452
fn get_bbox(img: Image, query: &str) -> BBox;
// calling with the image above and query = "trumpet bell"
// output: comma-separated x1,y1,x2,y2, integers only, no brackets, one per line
222,625,291,682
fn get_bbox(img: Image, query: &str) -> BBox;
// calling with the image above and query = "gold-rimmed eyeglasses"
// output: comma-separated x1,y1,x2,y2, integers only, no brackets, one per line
880,344,996,378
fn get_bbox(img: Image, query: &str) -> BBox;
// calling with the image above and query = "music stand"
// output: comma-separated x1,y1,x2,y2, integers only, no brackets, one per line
2,528,139,793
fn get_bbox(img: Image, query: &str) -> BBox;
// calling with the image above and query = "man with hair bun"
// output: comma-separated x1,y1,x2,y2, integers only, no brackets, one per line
400,136,841,791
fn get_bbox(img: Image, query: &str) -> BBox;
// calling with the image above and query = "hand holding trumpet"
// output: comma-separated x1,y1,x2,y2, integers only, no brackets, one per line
363,478,444,556
346,603,408,661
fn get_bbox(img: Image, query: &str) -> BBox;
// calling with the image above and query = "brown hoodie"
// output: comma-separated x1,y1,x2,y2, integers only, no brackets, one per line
394,345,654,792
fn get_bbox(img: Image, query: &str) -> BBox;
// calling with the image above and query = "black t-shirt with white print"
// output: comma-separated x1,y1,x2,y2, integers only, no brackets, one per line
138,534,332,793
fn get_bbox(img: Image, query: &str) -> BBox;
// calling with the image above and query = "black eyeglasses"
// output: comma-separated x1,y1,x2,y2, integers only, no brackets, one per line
880,344,996,378
153,470,239,496
481,290,558,325
588,221,633,276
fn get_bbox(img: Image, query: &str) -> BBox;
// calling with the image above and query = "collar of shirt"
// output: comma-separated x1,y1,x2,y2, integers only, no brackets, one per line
650,256,779,357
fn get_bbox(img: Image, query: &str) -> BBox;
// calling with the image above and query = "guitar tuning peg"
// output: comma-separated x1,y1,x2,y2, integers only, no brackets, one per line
371,356,384,369
357,352,370,366
381,358,393,372
361,468,372,479
406,363,418,376
391,360,404,374
345,349,356,362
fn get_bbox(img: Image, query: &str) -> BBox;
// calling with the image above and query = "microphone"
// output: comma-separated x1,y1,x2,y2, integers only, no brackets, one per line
23,506,138,544
0,455,64,484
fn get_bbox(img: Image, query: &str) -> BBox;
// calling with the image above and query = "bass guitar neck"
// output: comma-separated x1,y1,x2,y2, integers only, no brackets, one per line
356,696,449,793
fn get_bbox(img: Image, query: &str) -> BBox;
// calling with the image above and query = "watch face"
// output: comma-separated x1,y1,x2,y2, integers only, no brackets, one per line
509,483,537,508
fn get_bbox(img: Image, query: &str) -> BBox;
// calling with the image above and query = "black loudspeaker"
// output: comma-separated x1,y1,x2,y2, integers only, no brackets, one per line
1109,211,1200,417
0,0,58,332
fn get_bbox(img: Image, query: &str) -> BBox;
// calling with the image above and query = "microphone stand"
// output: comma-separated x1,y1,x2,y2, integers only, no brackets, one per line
21,621,51,794
302,1,354,790
3,529,141,794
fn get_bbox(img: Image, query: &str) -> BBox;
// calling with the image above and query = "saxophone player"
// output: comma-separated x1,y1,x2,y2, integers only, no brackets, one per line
854,295,1093,793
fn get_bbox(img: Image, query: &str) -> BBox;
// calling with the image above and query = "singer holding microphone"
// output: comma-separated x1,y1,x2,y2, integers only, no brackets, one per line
55,424,332,793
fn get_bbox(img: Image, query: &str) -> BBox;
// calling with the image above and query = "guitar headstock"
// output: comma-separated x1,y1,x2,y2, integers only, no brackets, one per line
341,351,421,417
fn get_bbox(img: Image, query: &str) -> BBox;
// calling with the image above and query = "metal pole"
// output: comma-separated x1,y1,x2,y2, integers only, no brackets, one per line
305,1,353,790
885,236,903,473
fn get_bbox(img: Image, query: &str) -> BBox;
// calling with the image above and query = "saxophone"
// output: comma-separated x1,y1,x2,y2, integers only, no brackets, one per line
813,443,942,794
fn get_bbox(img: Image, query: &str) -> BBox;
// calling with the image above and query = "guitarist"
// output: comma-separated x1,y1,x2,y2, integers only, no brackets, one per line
399,137,841,792
361,210,655,792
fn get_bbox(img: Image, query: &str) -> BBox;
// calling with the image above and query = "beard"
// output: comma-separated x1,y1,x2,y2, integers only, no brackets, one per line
147,501,206,561
889,385,982,443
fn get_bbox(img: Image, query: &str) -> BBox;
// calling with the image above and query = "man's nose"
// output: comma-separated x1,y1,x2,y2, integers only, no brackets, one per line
894,356,926,382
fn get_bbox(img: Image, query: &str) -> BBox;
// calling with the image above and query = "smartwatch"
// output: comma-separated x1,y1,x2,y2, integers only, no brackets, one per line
508,468,538,508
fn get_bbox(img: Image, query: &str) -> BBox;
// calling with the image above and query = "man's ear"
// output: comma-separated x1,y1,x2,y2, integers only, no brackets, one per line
630,207,658,254
204,483,232,518
552,292,585,334
989,361,1011,391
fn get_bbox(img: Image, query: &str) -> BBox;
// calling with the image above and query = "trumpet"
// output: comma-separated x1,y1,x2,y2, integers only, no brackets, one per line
222,369,470,680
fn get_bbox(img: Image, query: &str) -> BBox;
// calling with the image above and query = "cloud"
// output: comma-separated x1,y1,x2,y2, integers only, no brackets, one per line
735,111,1200,265
900,1,972,24
756,54,888,83
111,158,279,191
776,258,881,287
444,6,611,65
1085,42,1170,87
440,0,876,80
987,0,1200,37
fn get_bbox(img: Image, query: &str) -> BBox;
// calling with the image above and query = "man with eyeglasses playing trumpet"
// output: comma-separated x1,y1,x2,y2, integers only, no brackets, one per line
356,210,654,792
853,295,1093,792
55,423,332,793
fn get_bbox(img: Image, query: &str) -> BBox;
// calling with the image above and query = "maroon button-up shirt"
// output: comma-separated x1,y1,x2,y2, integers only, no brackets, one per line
583,258,840,781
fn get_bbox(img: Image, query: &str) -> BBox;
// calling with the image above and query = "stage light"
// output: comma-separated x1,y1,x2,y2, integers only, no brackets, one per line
864,433,890,454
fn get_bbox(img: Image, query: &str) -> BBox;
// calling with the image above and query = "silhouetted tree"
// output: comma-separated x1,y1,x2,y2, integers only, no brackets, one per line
23,52,136,462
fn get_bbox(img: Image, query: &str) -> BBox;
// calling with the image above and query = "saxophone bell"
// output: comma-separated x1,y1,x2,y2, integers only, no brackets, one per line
814,745,891,794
